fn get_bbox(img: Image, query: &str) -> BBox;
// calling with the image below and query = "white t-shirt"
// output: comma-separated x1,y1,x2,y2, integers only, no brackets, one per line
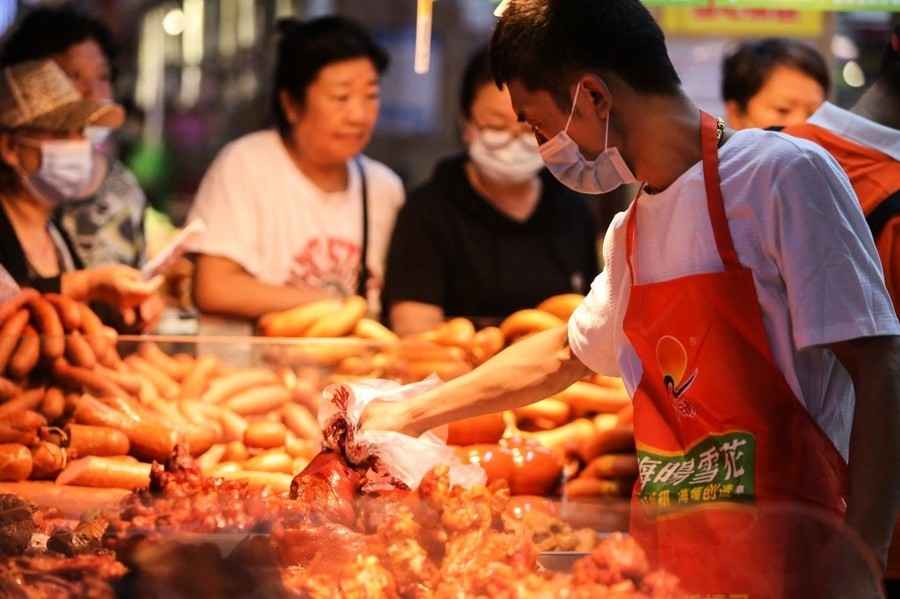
569,128,900,460
187,130,405,312
809,101,900,162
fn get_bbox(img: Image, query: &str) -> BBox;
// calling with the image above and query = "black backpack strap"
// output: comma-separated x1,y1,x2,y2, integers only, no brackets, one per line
355,158,370,297
868,189,900,241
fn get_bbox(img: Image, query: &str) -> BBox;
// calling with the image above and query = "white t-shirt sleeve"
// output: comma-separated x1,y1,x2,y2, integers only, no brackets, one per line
763,139,900,350
568,211,626,375
187,143,262,277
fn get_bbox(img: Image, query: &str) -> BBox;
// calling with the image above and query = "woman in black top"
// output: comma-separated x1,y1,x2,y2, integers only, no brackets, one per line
0,59,159,323
383,48,599,335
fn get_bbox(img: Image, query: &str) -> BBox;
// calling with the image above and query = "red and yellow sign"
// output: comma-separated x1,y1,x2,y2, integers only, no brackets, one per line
661,7,824,37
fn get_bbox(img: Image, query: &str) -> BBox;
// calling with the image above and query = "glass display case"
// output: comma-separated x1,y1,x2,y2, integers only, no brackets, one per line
0,332,884,598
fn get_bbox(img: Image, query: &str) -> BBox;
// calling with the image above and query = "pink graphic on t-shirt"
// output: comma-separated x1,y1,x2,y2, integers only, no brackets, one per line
288,238,361,295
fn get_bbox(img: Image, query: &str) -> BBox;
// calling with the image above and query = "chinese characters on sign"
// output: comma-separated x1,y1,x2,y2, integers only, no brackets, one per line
637,432,755,507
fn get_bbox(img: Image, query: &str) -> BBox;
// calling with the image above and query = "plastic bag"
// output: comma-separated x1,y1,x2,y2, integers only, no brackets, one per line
319,376,486,492
0,266,19,304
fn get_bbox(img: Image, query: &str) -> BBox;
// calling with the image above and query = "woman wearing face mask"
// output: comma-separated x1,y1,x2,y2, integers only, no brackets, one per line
0,60,160,321
383,47,599,336
1,5,148,270
188,17,403,326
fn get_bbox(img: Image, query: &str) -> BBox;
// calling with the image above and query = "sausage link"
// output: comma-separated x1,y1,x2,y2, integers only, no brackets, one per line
40,387,66,422
0,310,30,374
8,326,39,380
27,296,64,359
44,294,81,331
65,331,97,369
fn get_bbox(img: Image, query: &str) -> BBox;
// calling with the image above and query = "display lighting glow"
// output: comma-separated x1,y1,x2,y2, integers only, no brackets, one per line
237,0,256,49
842,60,866,88
830,34,859,61
180,0,205,108
0,0,16,38
182,0,204,64
415,0,434,74
219,0,238,58
276,0,295,17
162,8,186,36
136,8,167,145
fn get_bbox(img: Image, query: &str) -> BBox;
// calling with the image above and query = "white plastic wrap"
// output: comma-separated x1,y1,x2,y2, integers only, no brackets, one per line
319,377,486,491
0,266,19,303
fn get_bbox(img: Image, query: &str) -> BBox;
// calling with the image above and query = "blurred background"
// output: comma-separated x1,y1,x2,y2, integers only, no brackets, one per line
0,0,894,224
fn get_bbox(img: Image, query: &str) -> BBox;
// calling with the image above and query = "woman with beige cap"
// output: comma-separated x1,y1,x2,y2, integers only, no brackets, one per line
0,59,159,324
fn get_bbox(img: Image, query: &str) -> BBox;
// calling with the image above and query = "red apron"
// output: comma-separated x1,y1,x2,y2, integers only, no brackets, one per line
624,112,848,598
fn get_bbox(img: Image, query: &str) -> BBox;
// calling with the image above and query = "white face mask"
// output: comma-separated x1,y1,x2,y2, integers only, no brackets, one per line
539,82,637,195
17,138,106,206
468,127,545,185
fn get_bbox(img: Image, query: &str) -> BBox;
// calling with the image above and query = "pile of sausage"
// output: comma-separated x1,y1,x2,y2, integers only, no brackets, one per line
270,292,640,501
259,295,397,342
0,290,323,494
394,294,639,501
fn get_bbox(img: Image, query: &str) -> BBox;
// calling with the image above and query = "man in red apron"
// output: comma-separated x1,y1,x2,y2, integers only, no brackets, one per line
782,27,900,320
362,1,900,596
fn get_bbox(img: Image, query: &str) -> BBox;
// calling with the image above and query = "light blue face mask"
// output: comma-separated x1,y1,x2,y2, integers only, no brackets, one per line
16,138,105,206
538,82,637,195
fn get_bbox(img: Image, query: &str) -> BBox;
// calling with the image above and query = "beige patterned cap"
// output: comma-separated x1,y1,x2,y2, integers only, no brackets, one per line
0,59,124,131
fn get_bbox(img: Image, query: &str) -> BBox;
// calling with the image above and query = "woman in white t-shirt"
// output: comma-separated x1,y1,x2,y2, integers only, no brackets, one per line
188,16,404,321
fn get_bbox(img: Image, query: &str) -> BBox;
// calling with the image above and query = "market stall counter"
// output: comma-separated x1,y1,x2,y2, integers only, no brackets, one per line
0,289,885,597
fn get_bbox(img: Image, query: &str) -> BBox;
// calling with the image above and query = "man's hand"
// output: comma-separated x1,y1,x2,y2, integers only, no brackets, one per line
360,399,417,437
360,326,591,437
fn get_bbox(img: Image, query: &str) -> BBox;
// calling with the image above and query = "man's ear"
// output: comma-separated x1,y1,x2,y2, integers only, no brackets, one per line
580,74,613,118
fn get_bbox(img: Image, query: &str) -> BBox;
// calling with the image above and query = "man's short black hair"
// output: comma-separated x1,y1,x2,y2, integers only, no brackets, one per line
721,38,829,109
0,4,117,69
272,16,389,136
490,0,681,107
460,46,493,120
879,25,900,97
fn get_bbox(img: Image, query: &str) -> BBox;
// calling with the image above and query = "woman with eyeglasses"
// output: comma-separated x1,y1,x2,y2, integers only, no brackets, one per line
383,47,599,335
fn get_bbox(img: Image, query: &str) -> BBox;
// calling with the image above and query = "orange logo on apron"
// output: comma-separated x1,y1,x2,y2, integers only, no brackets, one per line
622,113,848,598
657,335,698,417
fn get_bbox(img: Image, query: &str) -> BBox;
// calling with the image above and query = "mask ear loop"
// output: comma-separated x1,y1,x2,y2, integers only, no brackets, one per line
603,109,610,152
563,81,582,133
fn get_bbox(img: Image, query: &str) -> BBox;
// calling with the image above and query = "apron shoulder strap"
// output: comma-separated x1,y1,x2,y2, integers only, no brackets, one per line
626,113,739,283
868,188,900,241
355,158,370,298
700,111,740,271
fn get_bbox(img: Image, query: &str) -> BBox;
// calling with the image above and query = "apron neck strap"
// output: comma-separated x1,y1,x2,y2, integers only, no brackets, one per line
625,111,739,285
700,111,740,271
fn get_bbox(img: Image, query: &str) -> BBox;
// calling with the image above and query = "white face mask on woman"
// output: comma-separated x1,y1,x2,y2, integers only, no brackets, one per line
468,127,545,185
538,81,637,195
16,138,105,206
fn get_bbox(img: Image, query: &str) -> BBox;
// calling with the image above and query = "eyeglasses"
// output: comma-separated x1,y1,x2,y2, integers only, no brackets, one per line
474,125,539,151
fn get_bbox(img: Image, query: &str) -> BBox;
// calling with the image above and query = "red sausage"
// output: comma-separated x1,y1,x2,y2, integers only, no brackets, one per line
44,294,82,331
8,326,40,380
0,310,30,374
27,296,64,359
